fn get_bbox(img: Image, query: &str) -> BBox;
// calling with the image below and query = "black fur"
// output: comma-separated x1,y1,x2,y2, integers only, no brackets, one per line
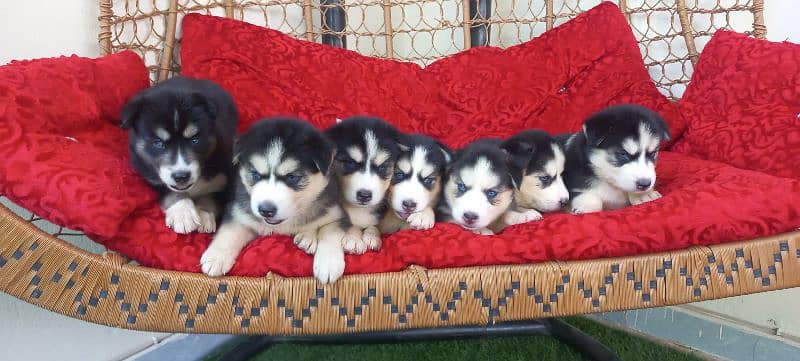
557,104,671,197
392,133,452,189
325,116,400,180
121,75,238,205
501,129,561,189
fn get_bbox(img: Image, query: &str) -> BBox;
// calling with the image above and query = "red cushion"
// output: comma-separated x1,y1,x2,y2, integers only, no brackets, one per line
96,151,800,276
180,2,686,148
0,52,153,238
672,31,800,179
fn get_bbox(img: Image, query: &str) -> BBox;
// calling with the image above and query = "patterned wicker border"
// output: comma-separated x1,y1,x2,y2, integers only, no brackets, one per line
2,202,799,334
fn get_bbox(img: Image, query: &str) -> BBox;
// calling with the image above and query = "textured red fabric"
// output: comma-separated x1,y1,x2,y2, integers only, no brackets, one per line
0,52,152,238
180,2,686,148
672,31,800,179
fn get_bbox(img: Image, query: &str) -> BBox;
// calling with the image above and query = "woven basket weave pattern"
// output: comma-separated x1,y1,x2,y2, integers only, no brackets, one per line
1,0,790,335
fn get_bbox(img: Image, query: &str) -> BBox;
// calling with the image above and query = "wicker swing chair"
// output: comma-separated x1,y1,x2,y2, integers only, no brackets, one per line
2,0,796,344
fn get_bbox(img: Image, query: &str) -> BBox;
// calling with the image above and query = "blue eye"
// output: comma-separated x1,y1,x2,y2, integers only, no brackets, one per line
250,170,261,183
486,190,498,199
285,173,301,186
422,177,435,187
615,151,631,163
190,136,200,145
342,158,359,172
377,163,389,174
393,170,405,181
456,182,467,194
538,175,552,185
152,139,165,150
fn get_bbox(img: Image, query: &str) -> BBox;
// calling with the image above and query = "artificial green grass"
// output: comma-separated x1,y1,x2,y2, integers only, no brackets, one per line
208,317,706,361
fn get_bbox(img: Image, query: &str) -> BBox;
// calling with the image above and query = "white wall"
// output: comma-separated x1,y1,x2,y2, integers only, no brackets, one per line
0,1,798,359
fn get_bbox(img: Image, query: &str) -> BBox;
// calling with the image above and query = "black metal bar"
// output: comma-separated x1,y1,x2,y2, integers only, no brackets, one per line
320,0,346,48
217,318,621,361
469,0,491,47
545,318,622,361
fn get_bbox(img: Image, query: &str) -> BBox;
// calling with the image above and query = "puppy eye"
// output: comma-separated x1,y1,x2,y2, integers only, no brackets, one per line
647,151,658,160
341,158,359,172
393,170,405,181
538,175,551,185
486,190,498,199
285,173,301,186
152,139,165,150
250,170,261,183
422,177,435,187
615,150,631,163
190,135,200,145
377,162,389,174
456,182,467,194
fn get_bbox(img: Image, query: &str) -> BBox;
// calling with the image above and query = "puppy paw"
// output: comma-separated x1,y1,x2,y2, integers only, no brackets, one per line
342,228,368,255
472,228,494,236
503,209,542,226
200,246,237,277
293,231,318,254
629,190,662,206
314,244,345,284
197,209,217,233
363,226,382,251
407,210,435,230
165,199,200,234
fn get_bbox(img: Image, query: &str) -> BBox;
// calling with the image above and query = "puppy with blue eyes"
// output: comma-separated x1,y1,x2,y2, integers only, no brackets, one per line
492,130,569,231
557,104,671,213
379,133,451,233
437,139,514,235
325,116,400,253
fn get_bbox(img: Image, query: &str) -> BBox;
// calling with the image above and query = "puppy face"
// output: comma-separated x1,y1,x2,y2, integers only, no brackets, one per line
389,135,451,219
326,116,399,208
583,105,671,194
444,140,513,230
122,91,218,192
503,130,569,212
235,118,335,225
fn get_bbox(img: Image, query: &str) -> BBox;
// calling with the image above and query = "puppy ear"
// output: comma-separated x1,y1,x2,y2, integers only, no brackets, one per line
434,140,453,164
190,92,217,120
120,94,144,129
650,116,672,143
582,116,613,147
307,132,336,175
500,138,534,190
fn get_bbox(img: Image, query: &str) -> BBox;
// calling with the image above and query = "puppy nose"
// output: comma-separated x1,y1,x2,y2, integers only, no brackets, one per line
257,202,277,218
171,171,191,184
402,200,417,211
559,198,569,208
356,189,372,203
635,178,652,191
462,211,479,224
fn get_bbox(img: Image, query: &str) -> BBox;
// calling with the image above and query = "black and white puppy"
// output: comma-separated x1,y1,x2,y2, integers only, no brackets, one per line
437,139,514,235
325,116,400,254
121,76,238,234
557,104,671,214
200,117,349,284
496,129,569,228
379,133,451,234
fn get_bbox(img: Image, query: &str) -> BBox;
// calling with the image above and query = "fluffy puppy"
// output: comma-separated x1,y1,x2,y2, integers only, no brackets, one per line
494,130,569,230
325,116,400,254
121,76,238,234
200,117,349,284
437,139,514,235
379,133,451,234
557,104,671,214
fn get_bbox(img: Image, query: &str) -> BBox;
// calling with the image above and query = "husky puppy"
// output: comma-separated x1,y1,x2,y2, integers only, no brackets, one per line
379,133,451,234
495,129,569,229
200,117,349,284
121,76,238,234
325,116,400,254
437,139,514,235
557,104,671,214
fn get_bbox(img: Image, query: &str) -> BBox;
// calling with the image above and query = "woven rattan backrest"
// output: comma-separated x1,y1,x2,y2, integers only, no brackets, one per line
99,0,765,98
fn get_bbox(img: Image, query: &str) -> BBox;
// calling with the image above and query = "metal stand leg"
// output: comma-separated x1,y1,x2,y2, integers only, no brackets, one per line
217,318,620,361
